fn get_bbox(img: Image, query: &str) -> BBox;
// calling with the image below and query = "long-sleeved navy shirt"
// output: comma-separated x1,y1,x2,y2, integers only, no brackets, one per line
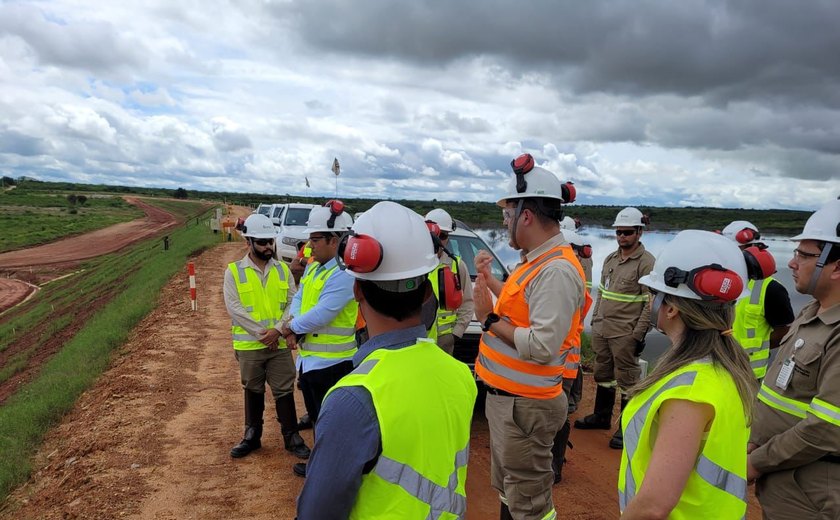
296,324,428,520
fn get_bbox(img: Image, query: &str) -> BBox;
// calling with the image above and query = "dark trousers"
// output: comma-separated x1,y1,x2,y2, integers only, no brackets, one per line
299,360,354,424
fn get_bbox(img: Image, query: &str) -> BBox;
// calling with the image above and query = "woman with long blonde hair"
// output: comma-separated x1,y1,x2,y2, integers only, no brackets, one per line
618,230,758,519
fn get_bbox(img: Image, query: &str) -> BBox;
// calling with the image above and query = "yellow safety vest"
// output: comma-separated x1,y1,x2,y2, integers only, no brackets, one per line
428,257,460,338
298,262,359,360
733,278,773,379
618,361,749,519
326,339,477,519
228,260,290,351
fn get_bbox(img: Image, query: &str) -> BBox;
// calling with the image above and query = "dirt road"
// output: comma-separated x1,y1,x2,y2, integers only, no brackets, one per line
0,241,762,519
0,198,178,270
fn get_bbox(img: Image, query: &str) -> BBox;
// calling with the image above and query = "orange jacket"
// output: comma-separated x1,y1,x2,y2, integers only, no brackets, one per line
476,246,591,399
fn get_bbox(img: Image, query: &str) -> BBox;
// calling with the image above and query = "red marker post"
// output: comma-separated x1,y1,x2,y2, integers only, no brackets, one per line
188,262,197,311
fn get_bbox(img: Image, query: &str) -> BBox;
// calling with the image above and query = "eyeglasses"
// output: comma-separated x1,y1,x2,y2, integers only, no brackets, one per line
793,248,821,260
439,232,449,241
502,208,514,223
253,238,274,246
615,229,637,237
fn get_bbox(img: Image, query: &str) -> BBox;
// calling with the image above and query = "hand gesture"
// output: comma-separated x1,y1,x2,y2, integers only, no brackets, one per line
473,272,494,323
474,250,493,278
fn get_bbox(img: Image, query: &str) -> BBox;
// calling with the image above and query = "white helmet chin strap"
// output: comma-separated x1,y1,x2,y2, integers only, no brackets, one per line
806,242,835,296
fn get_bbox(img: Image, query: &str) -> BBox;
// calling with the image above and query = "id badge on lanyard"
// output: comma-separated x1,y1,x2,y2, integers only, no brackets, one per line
776,338,805,390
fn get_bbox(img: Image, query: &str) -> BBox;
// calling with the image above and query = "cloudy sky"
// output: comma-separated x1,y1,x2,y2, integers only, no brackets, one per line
1,1,838,210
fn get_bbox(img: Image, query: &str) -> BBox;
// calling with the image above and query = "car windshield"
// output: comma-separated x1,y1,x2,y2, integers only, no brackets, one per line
284,208,312,226
447,235,506,280
257,205,271,216
272,206,284,218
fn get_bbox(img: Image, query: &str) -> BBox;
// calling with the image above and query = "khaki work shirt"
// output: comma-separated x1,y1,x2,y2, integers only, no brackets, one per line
511,233,586,364
439,252,475,338
750,301,840,473
590,244,655,340
223,253,297,337
580,256,593,285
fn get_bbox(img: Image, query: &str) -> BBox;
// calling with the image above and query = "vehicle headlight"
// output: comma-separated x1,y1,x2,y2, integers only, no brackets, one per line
282,237,299,246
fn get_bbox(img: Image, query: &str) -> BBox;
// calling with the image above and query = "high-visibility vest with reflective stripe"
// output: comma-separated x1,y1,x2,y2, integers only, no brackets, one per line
757,383,840,427
327,339,477,520
597,284,649,303
298,262,359,360
733,278,773,379
476,245,589,399
228,260,290,351
618,361,749,519
429,257,460,338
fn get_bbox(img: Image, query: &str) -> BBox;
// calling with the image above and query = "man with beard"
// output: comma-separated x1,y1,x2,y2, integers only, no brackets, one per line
223,213,311,460
575,207,655,450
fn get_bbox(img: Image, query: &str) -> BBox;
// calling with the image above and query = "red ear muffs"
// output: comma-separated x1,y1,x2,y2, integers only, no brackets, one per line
743,246,776,280
577,244,593,259
437,266,463,311
336,232,383,273
425,220,441,237
735,228,759,244
663,263,744,302
511,153,535,194
561,181,576,203
325,199,345,229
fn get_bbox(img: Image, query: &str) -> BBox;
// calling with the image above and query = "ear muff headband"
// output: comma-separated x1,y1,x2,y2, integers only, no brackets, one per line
663,263,744,302
511,153,535,194
325,199,345,229
735,227,760,244
336,231,383,274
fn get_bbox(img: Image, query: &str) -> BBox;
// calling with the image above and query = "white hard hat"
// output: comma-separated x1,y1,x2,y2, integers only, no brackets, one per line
560,216,577,231
791,199,840,244
341,201,438,283
425,208,455,233
613,207,646,228
241,214,276,239
305,202,353,234
496,154,575,208
722,220,761,245
640,230,749,301
563,229,586,247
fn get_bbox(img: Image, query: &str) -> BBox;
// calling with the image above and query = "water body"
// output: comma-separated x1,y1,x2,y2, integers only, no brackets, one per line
474,226,812,365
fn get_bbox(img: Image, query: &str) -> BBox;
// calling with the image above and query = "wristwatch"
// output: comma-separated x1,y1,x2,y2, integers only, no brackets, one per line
482,313,500,332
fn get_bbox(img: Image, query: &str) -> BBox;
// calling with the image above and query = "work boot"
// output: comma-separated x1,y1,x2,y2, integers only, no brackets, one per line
230,390,265,458
276,395,311,459
293,462,307,478
551,419,572,484
499,503,514,520
609,396,629,450
574,385,616,430
297,413,313,431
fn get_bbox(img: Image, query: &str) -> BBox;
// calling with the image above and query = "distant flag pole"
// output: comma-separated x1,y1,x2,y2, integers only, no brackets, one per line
331,157,340,198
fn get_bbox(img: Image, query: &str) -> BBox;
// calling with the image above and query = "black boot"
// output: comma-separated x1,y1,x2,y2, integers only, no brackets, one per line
293,462,307,478
276,395,311,459
230,390,264,458
500,502,514,520
574,385,615,430
297,413,313,431
551,419,572,484
609,396,629,449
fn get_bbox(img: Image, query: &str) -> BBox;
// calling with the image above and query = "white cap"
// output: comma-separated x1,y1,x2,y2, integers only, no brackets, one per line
241,214,276,239
722,220,760,244
791,199,840,244
425,208,455,233
497,166,568,207
349,201,438,282
305,206,353,234
640,230,749,300
613,207,646,227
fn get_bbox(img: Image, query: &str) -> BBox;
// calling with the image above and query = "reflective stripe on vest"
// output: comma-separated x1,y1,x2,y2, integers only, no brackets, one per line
598,284,648,303
229,261,289,351
810,398,840,427
299,262,359,359
476,246,590,399
327,340,477,520
757,383,808,419
619,363,748,518
429,258,460,337
733,278,773,379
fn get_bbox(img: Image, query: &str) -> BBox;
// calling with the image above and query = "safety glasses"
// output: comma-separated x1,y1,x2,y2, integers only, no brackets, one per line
793,248,821,260
615,229,637,237
253,238,274,246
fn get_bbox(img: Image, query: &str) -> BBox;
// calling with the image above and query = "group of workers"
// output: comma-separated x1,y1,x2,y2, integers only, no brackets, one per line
223,153,840,520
